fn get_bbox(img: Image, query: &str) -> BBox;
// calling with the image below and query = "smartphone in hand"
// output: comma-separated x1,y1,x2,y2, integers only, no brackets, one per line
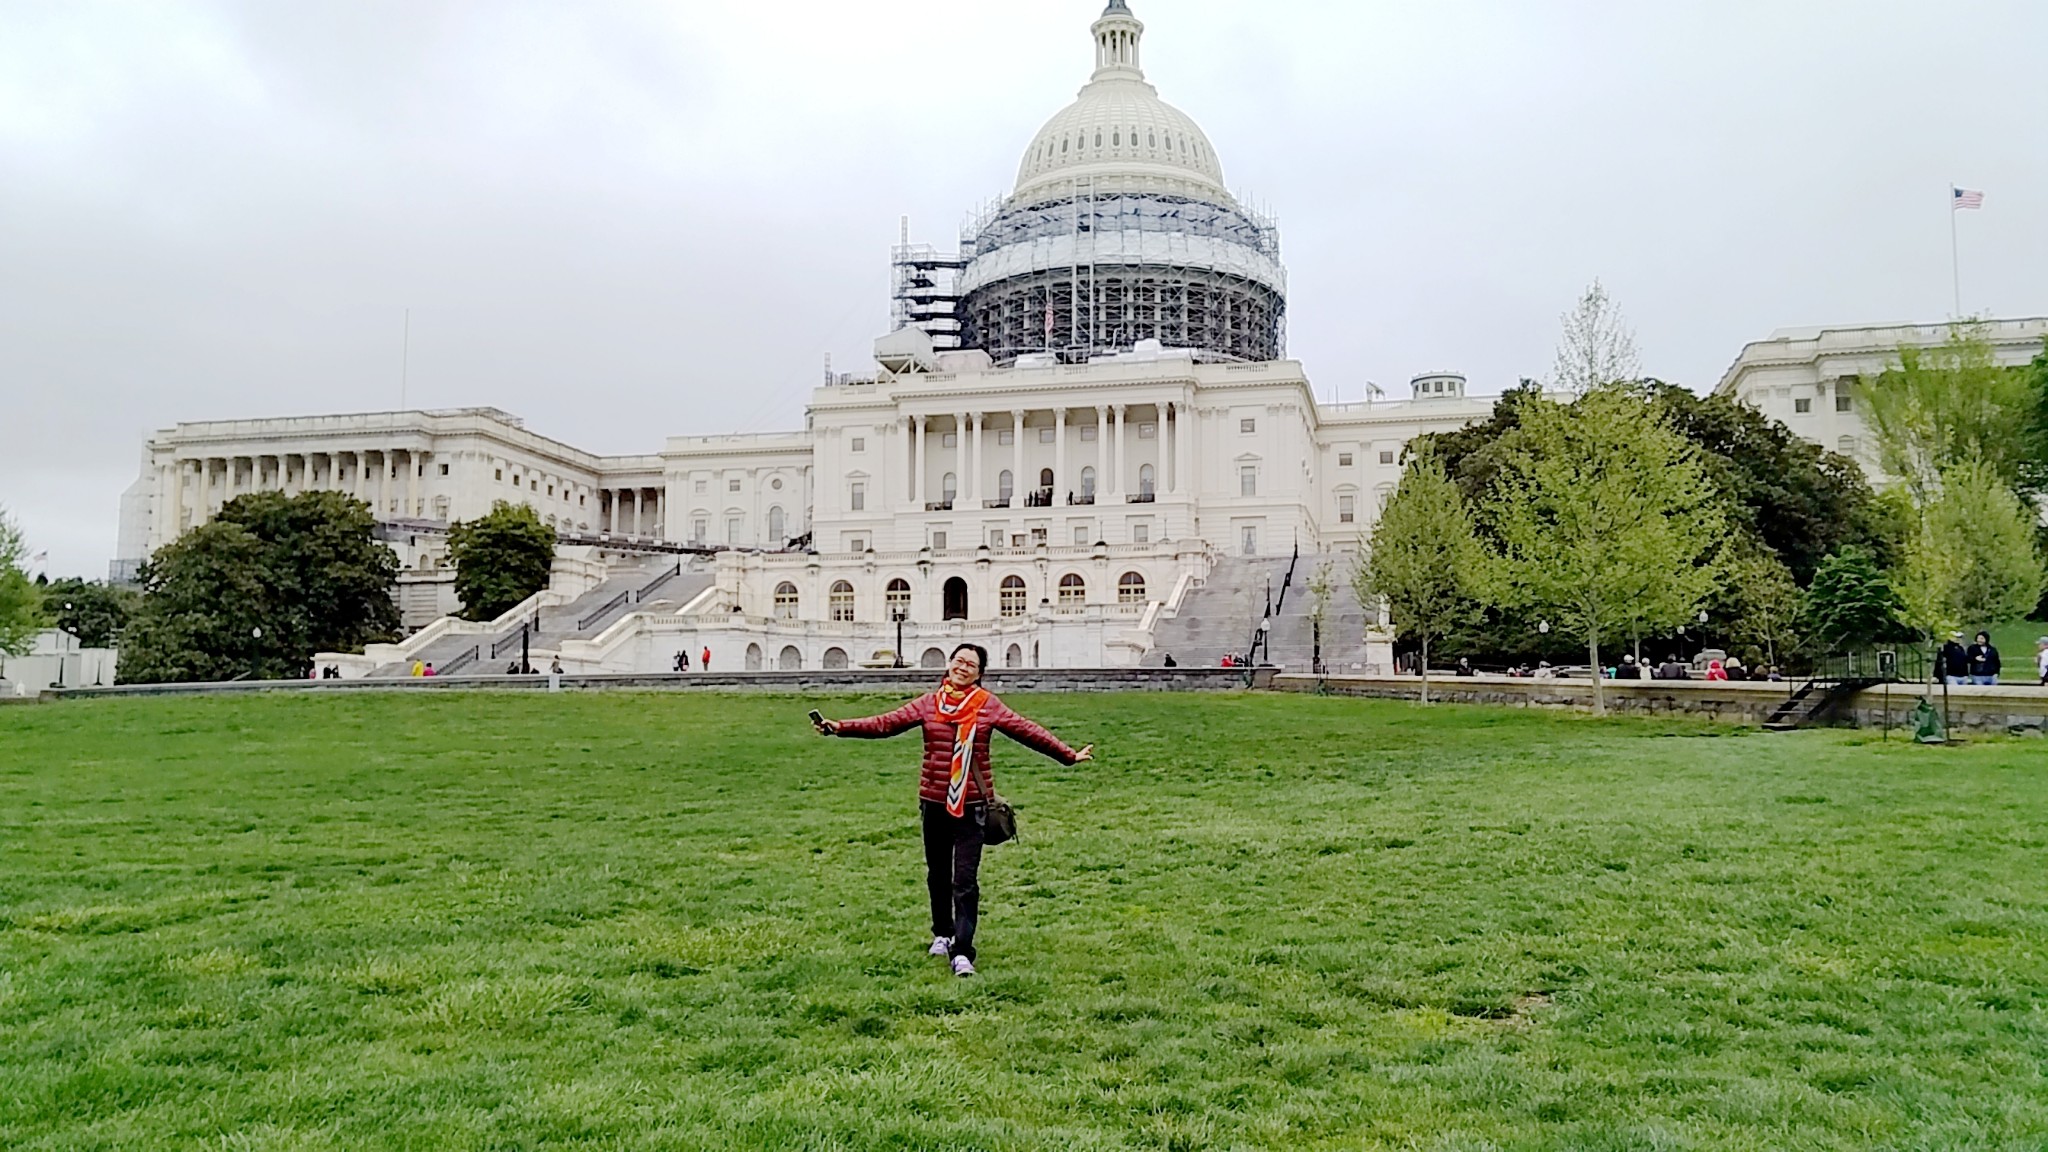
808,709,825,726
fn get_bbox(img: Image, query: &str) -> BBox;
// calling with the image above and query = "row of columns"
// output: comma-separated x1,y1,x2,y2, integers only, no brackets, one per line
601,487,660,537
160,448,427,534
903,402,1190,509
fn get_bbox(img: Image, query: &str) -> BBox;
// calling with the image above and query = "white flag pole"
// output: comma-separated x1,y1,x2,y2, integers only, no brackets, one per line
1949,186,1961,317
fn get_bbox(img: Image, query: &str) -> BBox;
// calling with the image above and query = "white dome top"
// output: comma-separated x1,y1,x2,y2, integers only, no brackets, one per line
1011,3,1230,206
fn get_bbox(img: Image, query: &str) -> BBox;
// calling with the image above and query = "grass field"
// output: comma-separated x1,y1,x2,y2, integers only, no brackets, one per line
2,691,2045,1150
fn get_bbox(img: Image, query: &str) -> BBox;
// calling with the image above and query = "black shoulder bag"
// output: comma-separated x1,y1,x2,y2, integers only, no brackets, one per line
969,753,1017,846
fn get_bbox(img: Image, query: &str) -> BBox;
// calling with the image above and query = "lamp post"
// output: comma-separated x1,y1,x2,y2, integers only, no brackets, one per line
250,626,263,683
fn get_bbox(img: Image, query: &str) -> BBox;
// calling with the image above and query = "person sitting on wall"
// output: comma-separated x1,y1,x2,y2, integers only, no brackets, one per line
1455,657,1475,677
1162,654,1177,668
1967,632,2001,686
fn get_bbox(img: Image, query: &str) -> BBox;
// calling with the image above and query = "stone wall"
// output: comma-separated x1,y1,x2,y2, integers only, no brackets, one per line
1272,673,2048,735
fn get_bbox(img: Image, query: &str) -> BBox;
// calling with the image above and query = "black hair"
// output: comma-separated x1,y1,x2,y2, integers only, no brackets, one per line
951,643,989,683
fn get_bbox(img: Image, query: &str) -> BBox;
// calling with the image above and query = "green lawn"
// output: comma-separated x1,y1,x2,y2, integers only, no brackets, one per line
2,692,2045,1150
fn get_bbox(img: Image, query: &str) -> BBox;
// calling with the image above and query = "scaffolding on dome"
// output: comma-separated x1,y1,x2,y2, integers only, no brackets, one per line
892,177,1286,368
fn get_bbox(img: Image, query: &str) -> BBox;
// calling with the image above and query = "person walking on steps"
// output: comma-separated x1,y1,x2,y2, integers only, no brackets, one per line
813,643,1093,978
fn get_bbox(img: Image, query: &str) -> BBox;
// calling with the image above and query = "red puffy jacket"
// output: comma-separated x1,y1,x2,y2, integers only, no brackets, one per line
834,690,1081,805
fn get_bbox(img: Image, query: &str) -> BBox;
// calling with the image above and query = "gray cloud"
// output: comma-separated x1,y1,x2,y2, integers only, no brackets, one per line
4,0,2043,577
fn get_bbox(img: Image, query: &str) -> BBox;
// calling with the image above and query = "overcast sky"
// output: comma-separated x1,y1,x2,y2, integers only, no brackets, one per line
4,0,2044,579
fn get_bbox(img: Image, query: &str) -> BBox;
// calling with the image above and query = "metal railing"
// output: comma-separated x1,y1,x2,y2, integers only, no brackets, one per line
490,630,528,660
577,591,630,632
440,645,481,676
637,561,681,600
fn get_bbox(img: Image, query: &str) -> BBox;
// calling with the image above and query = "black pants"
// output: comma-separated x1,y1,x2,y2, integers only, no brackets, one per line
920,799,985,962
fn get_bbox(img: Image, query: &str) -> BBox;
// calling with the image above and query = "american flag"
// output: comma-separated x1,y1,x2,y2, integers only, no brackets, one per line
1952,187,1984,210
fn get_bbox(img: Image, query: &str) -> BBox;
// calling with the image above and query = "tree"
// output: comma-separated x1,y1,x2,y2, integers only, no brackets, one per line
1714,547,1801,670
120,491,399,683
1862,322,2037,502
1551,279,1641,394
1304,559,1336,674
448,501,557,621
1485,388,1726,714
1800,546,1906,655
0,507,44,657
41,578,140,649
1355,446,1485,704
1894,460,2047,651
2021,345,2048,497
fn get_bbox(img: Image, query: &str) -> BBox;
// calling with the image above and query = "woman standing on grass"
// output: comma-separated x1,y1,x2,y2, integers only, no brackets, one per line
812,643,1092,978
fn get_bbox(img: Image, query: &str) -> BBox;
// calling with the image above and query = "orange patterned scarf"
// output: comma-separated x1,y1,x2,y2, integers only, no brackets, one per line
936,683,990,817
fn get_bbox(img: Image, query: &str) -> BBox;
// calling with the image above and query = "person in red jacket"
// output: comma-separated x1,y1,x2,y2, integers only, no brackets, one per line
814,643,1092,977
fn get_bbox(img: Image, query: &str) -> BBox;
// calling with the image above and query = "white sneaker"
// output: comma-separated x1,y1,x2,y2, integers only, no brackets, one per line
951,955,976,978
928,935,952,957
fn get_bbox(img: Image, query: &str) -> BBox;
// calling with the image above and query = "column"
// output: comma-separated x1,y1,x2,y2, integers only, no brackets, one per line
633,488,644,536
1114,401,1130,496
1010,410,1025,507
967,412,983,506
1053,409,1067,503
953,412,968,507
913,415,928,507
1094,406,1109,502
1176,401,1194,495
375,452,390,517
408,451,421,518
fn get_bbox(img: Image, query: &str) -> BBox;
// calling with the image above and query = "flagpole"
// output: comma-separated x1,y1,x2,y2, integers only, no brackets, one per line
1949,186,1961,317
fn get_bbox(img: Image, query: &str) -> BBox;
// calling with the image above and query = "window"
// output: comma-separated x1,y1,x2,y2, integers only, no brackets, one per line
771,477,782,490
768,505,785,541
1058,573,1085,605
942,473,957,503
1080,467,1096,500
531,480,539,491
850,482,865,512
1377,484,1395,509
774,582,798,619
1001,576,1027,617
1338,453,1352,467
1836,394,1853,413
495,469,503,481
1240,418,1257,434
728,478,741,492
692,518,706,542
1339,494,1356,524
1139,464,1154,497
1794,398,1812,414
547,484,555,496
1031,526,1048,544
727,516,741,541
990,528,1006,548
1240,466,1257,497
1241,526,1258,555
1838,436,1861,457
849,536,866,553
886,578,910,621
438,463,450,476
1038,468,1054,488
694,480,707,493
1039,428,1055,443
1379,450,1395,465
932,531,948,551
1012,534,1026,547
1138,423,1156,439
851,437,865,452
998,429,1014,446
999,470,1014,502
1132,522,1149,544
1118,571,1147,604
829,581,855,622
1074,526,1089,546
1080,424,1097,442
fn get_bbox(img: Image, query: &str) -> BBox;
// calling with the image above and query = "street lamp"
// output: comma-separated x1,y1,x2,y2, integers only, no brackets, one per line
250,626,263,683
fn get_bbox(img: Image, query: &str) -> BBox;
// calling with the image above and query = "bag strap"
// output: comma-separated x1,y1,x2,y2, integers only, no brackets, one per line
966,728,999,804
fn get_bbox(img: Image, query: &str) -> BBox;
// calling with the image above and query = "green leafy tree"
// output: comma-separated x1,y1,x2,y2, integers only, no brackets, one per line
448,501,557,621
1485,388,1726,714
2021,346,2048,496
120,491,399,683
1714,547,1802,670
1800,546,1906,655
42,578,140,649
1304,559,1336,673
1862,322,2037,501
1895,461,2048,654
1355,446,1485,704
1551,279,1641,393
0,507,45,656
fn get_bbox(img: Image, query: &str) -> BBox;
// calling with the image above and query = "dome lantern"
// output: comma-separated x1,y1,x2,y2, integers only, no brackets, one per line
1091,2,1144,81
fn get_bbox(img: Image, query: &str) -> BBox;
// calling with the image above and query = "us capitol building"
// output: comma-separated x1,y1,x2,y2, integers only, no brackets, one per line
117,2,2047,675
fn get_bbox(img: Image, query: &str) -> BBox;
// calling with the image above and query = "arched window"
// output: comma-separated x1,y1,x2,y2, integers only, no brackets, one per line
1000,575,1027,618
1838,435,1860,458
745,643,763,671
823,647,848,670
767,505,785,542
999,470,1013,502
1112,130,1120,146
1094,132,1102,147
886,577,911,621
1118,571,1147,604
1139,464,1155,497
774,581,798,619
1081,467,1096,500
1005,643,1022,668
920,647,947,669
779,645,802,670
1058,573,1085,606
829,580,854,622
1376,483,1395,510
1039,468,1054,489
942,473,957,504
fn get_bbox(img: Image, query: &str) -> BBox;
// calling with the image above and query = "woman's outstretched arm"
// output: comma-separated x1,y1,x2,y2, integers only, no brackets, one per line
819,695,929,738
988,698,1092,763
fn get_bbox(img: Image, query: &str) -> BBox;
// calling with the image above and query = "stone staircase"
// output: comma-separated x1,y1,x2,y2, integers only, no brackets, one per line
374,558,713,676
1144,553,1376,672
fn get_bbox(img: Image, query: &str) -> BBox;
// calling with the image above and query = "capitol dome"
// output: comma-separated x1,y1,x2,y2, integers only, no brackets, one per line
948,0,1287,367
